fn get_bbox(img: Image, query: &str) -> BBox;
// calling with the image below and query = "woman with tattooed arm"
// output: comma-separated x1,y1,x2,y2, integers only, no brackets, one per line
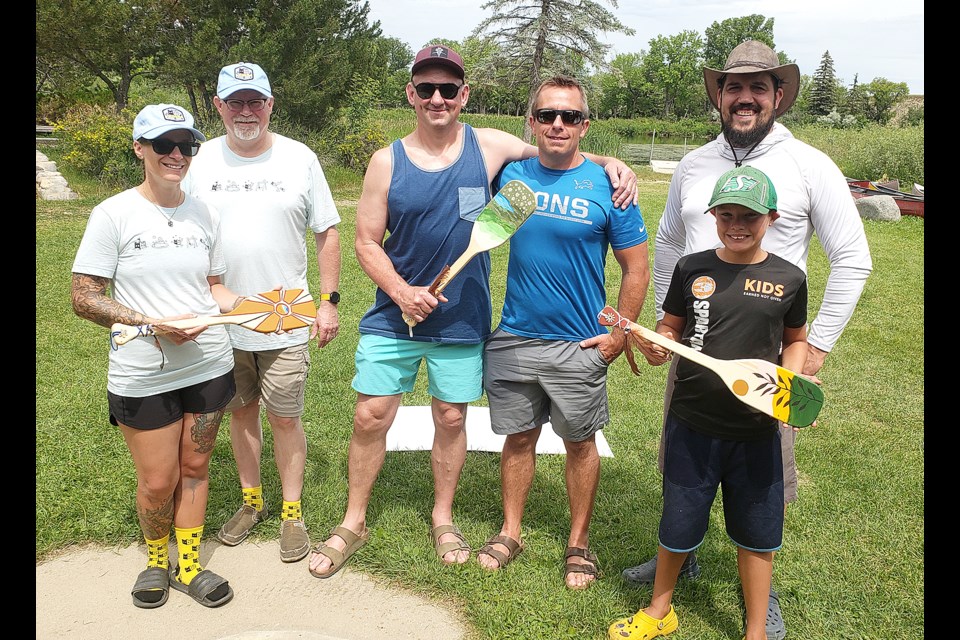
71,104,240,609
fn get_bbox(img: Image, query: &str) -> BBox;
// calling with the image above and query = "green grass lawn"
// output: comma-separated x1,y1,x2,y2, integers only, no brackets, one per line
36,161,923,639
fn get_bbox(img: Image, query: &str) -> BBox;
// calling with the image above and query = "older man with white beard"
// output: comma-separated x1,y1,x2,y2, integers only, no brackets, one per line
182,61,342,566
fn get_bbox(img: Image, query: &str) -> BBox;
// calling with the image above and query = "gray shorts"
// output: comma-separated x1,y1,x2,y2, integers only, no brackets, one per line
225,344,310,418
657,356,799,503
483,328,610,442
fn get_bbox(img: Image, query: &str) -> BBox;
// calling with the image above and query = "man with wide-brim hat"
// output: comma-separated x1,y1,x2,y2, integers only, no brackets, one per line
703,39,800,118
617,40,872,640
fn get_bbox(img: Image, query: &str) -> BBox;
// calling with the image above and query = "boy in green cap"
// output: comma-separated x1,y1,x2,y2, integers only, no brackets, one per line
608,166,811,640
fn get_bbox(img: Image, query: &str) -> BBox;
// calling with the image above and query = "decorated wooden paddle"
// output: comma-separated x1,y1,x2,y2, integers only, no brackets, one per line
597,305,823,428
111,288,317,347
403,180,538,336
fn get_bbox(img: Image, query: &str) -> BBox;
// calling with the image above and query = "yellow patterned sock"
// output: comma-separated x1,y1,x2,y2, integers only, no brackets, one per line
145,533,170,569
281,500,302,521
173,525,204,586
242,485,264,512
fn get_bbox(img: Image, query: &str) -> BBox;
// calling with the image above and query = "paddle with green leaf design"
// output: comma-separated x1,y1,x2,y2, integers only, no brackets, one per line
597,305,823,428
403,180,538,336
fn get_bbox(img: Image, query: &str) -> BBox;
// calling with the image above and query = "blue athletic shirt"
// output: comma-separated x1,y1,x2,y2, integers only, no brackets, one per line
359,124,492,343
494,157,647,341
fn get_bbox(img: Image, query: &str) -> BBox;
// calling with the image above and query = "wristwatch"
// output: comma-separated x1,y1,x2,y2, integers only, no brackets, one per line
319,291,340,304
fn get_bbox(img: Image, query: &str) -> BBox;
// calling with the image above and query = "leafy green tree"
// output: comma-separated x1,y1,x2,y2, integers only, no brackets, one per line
240,0,383,127
594,52,653,118
472,0,635,137
36,0,174,112
641,31,704,118
369,37,415,109
703,15,775,70
809,50,838,115
862,78,909,124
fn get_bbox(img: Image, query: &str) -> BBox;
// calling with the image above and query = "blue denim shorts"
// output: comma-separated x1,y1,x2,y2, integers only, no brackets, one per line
659,412,784,552
352,334,483,403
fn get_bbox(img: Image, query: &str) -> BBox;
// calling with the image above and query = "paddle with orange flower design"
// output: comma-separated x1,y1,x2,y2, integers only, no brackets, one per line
597,305,823,428
111,288,317,347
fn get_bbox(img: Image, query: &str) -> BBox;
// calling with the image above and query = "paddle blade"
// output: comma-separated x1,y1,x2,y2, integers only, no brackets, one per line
475,179,538,242
231,288,317,333
749,366,824,428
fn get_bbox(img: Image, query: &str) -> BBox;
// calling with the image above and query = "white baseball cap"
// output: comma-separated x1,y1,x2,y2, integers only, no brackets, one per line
217,62,273,99
132,104,206,141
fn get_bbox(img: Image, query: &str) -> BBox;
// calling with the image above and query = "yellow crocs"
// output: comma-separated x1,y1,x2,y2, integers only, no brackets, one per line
608,605,679,639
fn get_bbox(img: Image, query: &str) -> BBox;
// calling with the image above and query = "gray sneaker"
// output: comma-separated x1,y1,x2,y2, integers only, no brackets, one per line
279,519,310,563
621,550,701,585
217,504,268,546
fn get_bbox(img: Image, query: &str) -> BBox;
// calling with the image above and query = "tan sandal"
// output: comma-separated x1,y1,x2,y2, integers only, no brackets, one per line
308,526,368,579
477,534,523,570
430,524,471,563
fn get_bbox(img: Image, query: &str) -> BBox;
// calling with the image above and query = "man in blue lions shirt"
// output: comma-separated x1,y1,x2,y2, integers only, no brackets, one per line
476,75,650,590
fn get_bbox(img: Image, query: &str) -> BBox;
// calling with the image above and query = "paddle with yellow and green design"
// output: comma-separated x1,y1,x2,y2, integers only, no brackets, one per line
598,305,823,428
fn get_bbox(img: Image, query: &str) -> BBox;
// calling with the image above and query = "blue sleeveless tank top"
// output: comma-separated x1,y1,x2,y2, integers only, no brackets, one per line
358,124,492,343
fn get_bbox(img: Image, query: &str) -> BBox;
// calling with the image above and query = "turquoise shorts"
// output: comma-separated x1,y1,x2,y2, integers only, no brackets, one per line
352,334,483,403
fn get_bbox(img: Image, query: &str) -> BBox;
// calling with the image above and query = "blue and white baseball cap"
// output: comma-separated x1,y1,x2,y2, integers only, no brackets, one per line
132,104,206,142
217,62,273,99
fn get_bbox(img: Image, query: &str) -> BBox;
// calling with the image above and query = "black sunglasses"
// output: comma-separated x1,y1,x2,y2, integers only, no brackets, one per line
145,138,201,157
534,109,585,126
413,82,463,100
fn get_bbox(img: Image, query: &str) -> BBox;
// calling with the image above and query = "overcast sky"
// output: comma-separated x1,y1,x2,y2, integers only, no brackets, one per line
366,0,924,95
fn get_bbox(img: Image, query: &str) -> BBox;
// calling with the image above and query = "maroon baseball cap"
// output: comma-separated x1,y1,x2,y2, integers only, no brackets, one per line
411,44,465,79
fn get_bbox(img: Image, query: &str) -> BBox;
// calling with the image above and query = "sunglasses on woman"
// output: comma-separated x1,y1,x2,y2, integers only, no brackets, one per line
145,138,201,157
533,109,585,126
413,82,463,100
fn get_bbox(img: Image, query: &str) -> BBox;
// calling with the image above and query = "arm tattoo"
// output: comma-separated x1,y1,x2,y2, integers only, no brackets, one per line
136,492,175,541
190,409,224,454
71,273,148,328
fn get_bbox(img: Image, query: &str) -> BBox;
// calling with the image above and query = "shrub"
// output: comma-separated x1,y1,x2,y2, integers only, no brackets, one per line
54,104,142,189
794,122,924,186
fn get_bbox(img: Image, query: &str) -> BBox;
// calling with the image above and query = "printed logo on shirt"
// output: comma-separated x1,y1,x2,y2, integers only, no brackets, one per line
691,276,716,299
534,191,590,222
742,278,785,300
573,179,594,190
690,299,710,350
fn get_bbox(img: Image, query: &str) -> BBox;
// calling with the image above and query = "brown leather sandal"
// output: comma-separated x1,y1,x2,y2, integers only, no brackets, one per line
477,534,523,570
563,546,600,589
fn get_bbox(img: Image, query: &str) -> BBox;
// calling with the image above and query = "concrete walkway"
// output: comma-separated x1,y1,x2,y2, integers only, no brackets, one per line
37,540,469,640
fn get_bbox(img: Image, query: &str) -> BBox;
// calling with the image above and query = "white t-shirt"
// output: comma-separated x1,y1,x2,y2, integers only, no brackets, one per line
654,123,873,352
72,188,234,397
182,133,340,350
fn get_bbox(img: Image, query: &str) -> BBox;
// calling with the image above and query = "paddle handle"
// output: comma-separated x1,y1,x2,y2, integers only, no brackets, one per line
111,314,264,346
626,322,721,371
402,248,478,334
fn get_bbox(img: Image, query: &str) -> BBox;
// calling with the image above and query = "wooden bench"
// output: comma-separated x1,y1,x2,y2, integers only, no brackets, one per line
36,124,58,145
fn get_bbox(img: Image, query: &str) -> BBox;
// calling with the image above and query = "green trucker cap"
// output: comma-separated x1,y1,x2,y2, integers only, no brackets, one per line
706,165,778,215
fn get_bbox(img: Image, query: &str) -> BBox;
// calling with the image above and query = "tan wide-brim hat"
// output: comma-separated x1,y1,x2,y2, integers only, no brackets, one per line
703,40,800,117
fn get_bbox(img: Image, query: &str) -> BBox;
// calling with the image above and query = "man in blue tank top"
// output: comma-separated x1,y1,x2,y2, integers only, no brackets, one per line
475,76,650,589
309,45,640,579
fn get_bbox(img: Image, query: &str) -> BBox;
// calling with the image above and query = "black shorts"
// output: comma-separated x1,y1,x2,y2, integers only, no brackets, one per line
108,370,236,430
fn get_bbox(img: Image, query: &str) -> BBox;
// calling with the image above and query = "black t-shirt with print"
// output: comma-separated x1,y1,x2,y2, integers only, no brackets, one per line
663,249,808,440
